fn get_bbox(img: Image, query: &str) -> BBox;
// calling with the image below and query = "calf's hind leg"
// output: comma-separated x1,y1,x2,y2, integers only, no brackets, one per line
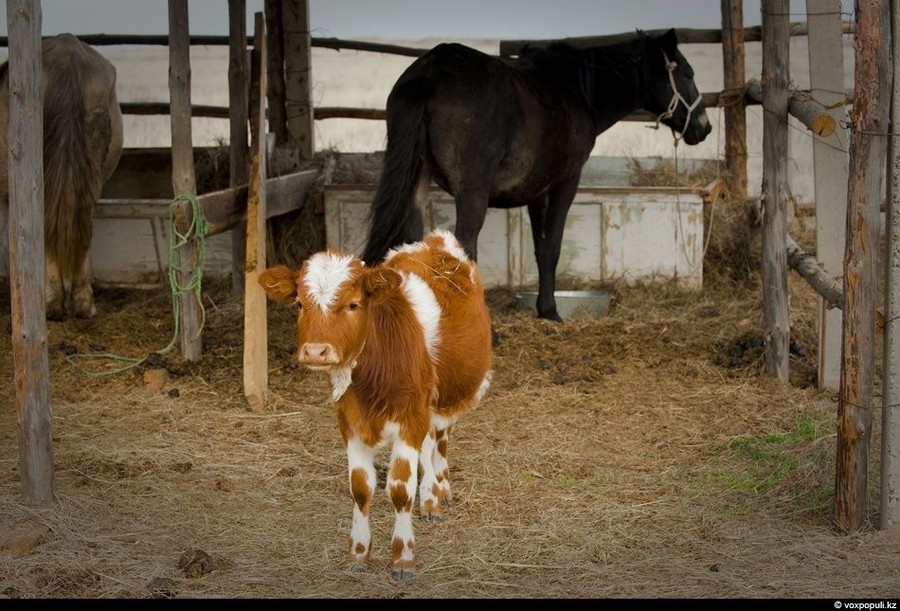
419,425,454,521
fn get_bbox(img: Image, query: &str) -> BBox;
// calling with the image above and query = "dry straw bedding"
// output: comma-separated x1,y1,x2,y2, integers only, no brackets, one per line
1,188,899,598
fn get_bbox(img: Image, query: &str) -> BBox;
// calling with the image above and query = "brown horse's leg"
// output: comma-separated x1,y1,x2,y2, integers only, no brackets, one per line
45,257,67,321
71,254,96,319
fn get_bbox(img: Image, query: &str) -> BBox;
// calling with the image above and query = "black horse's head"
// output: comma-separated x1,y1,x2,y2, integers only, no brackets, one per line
645,29,712,145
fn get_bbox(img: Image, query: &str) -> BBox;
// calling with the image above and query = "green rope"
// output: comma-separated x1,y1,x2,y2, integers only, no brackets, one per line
66,193,209,376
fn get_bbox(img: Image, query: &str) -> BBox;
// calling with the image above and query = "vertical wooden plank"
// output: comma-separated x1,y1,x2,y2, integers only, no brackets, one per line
884,0,900,530
760,0,790,382
229,0,250,296
264,0,287,144
807,0,848,391
836,0,889,533
7,0,54,505
282,0,314,159
720,0,747,203
168,0,202,361
243,13,268,410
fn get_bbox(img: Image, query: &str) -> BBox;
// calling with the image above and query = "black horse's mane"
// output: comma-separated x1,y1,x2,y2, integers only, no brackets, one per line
519,30,652,71
517,30,654,114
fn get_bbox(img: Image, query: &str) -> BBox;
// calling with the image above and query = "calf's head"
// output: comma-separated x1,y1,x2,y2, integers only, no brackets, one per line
259,252,401,371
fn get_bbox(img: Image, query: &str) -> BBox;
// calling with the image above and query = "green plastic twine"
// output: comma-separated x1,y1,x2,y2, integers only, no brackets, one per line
66,193,209,376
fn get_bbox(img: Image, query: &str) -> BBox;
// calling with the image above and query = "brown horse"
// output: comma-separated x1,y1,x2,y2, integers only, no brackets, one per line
0,33,123,320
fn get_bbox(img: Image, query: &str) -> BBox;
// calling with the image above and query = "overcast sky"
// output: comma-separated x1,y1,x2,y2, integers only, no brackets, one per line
1,1,855,40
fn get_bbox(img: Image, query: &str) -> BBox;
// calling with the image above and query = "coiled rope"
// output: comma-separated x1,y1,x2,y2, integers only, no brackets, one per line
66,193,209,376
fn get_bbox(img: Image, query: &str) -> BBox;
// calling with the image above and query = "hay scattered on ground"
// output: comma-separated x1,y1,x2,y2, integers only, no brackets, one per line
1,162,897,599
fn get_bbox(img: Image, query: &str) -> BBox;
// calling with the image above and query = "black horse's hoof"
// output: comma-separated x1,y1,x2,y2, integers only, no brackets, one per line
537,309,563,323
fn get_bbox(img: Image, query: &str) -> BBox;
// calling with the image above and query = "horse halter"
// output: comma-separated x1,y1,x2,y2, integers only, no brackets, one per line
652,51,703,144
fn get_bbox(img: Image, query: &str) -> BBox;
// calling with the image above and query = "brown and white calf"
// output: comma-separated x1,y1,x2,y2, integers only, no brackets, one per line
259,229,493,580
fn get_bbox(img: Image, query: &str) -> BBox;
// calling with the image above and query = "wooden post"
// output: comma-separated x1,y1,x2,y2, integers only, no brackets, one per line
229,0,250,296
243,13,269,410
884,0,900,530
7,0,54,506
264,0,287,145
168,0,202,362
807,0,849,392
836,0,890,533
282,0,314,159
760,0,791,382
720,0,747,202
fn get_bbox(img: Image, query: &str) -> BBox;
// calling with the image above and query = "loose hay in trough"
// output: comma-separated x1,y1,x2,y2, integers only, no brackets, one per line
1,163,898,599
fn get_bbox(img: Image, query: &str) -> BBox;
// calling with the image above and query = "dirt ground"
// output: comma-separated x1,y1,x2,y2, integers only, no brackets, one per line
1,184,899,599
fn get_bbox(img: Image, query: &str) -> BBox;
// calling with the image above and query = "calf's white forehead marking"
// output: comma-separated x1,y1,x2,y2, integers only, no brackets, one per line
303,252,356,312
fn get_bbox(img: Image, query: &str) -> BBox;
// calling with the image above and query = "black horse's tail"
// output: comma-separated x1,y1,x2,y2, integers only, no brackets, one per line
361,75,433,265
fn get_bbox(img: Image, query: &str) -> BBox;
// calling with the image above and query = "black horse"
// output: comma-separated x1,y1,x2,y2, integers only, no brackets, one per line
361,29,712,321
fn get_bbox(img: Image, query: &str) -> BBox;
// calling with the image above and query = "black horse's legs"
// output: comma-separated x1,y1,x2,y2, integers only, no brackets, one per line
453,189,500,345
527,178,579,322
527,197,560,321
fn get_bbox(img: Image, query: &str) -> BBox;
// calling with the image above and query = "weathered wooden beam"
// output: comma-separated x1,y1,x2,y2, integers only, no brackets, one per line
883,0,900,531
120,91,731,123
498,21,855,55
228,0,250,296
7,0,55,507
119,102,230,118
243,11,269,411
721,0,747,202
835,0,890,535
760,0,791,383
282,0,315,159
167,169,318,236
786,234,844,310
264,0,287,144
1,23,854,56
746,79,838,136
168,0,202,362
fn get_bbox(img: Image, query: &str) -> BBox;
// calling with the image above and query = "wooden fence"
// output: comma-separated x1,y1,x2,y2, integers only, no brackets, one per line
9,5,885,532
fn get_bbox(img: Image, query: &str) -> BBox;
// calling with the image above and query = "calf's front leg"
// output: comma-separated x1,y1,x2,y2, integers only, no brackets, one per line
387,439,420,580
346,437,377,571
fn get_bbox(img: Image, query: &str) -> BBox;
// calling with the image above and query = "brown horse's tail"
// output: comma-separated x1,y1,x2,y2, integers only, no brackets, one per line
360,75,432,265
42,62,112,280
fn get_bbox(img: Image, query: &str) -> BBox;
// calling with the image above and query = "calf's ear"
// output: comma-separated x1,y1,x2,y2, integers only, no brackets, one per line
258,266,299,302
359,267,402,302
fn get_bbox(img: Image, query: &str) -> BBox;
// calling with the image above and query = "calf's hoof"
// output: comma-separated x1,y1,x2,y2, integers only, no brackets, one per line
391,565,416,581
347,562,368,575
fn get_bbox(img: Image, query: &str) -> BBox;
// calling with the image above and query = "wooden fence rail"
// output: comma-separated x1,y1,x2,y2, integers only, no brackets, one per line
0,21,856,51
1,22,855,125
